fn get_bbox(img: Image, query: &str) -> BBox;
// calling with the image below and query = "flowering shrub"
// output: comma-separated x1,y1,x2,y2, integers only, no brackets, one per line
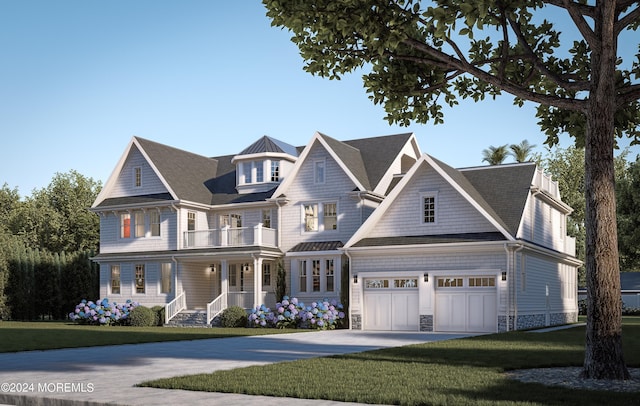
248,296,345,330
69,298,139,326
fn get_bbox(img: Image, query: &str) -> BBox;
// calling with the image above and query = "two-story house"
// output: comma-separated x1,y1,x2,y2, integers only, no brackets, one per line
91,132,580,332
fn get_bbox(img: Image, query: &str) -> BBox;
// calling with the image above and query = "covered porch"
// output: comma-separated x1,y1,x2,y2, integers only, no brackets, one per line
165,250,281,325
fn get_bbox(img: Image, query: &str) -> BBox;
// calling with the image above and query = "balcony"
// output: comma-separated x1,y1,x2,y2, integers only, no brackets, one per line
183,225,277,249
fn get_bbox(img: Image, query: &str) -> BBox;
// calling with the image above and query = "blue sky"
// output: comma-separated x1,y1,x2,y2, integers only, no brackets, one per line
1,1,637,196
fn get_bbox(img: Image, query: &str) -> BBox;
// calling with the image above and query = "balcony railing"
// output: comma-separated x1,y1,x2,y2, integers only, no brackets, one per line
183,225,277,249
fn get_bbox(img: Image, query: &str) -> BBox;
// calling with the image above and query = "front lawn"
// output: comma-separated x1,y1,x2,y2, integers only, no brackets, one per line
0,321,295,352
141,317,640,405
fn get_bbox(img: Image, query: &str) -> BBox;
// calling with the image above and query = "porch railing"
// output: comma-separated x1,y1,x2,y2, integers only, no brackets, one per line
207,293,227,325
165,291,186,324
183,225,277,249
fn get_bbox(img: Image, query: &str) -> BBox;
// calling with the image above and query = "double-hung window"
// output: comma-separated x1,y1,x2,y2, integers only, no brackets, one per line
299,260,307,292
262,262,271,286
325,259,334,292
135,264,145,293
323,203,337,230
262,209,271,228
111,265,121,294
120,213,131,238
304,204,318,232
150,211,161,237
134,211,145,237
134,167,142,187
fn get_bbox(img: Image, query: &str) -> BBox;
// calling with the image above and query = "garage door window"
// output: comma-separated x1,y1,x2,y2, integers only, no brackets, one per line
394,279,417,288
469,277,496,287
365,279,389,289
437,278,463,287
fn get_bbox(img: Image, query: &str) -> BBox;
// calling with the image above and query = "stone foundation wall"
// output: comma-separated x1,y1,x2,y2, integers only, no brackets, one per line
420,315,433,331
351,314,362,330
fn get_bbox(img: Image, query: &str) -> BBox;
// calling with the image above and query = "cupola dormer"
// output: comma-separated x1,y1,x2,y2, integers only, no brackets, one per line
232,136,298,194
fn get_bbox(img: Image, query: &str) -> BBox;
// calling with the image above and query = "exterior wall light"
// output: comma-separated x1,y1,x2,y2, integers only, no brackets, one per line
424,273,429,282
353,274,358,284
502,271,507,281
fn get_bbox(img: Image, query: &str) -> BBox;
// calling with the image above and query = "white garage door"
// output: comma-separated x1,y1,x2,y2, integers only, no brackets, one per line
363,278,419,331
435,276,497,333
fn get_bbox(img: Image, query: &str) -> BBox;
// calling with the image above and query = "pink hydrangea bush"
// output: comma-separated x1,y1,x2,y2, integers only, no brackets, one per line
69,298,139,325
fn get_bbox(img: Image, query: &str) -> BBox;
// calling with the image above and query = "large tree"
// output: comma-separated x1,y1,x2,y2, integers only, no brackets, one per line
481,144,509,164
617,154,640,271
264,0,640,379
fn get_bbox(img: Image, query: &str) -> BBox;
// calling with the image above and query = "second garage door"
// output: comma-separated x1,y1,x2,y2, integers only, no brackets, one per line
435,276,497,333
363,277,419,331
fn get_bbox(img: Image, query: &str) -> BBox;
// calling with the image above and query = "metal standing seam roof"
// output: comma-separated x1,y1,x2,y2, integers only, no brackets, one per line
289,241,344,252
237,135,299,157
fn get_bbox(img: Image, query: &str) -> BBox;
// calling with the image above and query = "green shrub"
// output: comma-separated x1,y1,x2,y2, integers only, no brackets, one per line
128,305,156,327
151,305,165,326
220,306,248,328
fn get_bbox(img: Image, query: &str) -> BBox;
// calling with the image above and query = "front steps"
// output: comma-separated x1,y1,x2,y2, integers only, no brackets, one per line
165,310,210,328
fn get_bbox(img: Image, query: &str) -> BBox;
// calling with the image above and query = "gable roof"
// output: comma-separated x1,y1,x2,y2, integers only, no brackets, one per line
460,163,536,236
93,137,278,209
344,154,528,248
273,132,416,198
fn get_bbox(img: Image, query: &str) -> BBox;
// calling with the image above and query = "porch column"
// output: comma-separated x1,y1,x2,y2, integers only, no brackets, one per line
220,260,229,298
253,256,263,308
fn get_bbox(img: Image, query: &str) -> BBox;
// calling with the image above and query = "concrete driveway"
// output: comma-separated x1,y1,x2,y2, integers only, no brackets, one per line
0,330,477,406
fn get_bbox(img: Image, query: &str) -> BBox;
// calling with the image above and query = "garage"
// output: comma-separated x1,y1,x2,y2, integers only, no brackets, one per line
363,277,419,331
435,276,497,333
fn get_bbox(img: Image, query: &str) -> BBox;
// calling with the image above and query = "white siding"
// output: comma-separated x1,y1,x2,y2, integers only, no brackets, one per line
180,262,215,309
99,208,177,253
99,261,176,308
517,254,577,316
280,142,366,252
111,146,168,198
368,164,498,239
519,196,568,253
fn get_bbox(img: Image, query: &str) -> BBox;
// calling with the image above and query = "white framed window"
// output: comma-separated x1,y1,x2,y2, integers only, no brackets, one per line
421,192,438,224
187,212,196,231
242,162,253,184
325,259,334,292
110,265,121,294
135,264,145,294
304,204,318,232
160,263,172,294
134,211,145,238
120,213,131,239
323,202,337,230
312,260,321,292
150,211,161,237
299,260,307,292
262,209,272,228
229,264,237,287
255,160,264,183
262,262,271,286
134,167,142,188
271,161,280,182
314,159,325,184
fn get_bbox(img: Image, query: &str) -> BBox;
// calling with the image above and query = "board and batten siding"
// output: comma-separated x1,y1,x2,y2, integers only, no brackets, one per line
279,143,366,253
110,145,168,198
99,208,177,254
367,164,498,239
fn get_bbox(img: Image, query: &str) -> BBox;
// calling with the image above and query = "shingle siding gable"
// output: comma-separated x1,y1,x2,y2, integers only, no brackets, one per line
279,143,363,253
111,146,168,198
366,163,499,239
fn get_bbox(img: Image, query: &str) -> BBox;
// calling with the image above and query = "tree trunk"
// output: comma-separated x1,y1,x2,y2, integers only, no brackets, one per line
582,0,629,381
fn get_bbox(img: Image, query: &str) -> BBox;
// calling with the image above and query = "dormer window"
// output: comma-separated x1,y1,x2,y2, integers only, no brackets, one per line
271,161,280,182
256,160,264,182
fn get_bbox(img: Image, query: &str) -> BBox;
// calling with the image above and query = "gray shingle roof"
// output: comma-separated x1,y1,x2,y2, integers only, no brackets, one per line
318,133,371,190
352,232,506,248
289,241,344,252
460,163,536,236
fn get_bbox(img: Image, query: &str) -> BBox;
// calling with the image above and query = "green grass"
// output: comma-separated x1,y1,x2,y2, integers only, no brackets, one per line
0,321,295,352
141,317,640,406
